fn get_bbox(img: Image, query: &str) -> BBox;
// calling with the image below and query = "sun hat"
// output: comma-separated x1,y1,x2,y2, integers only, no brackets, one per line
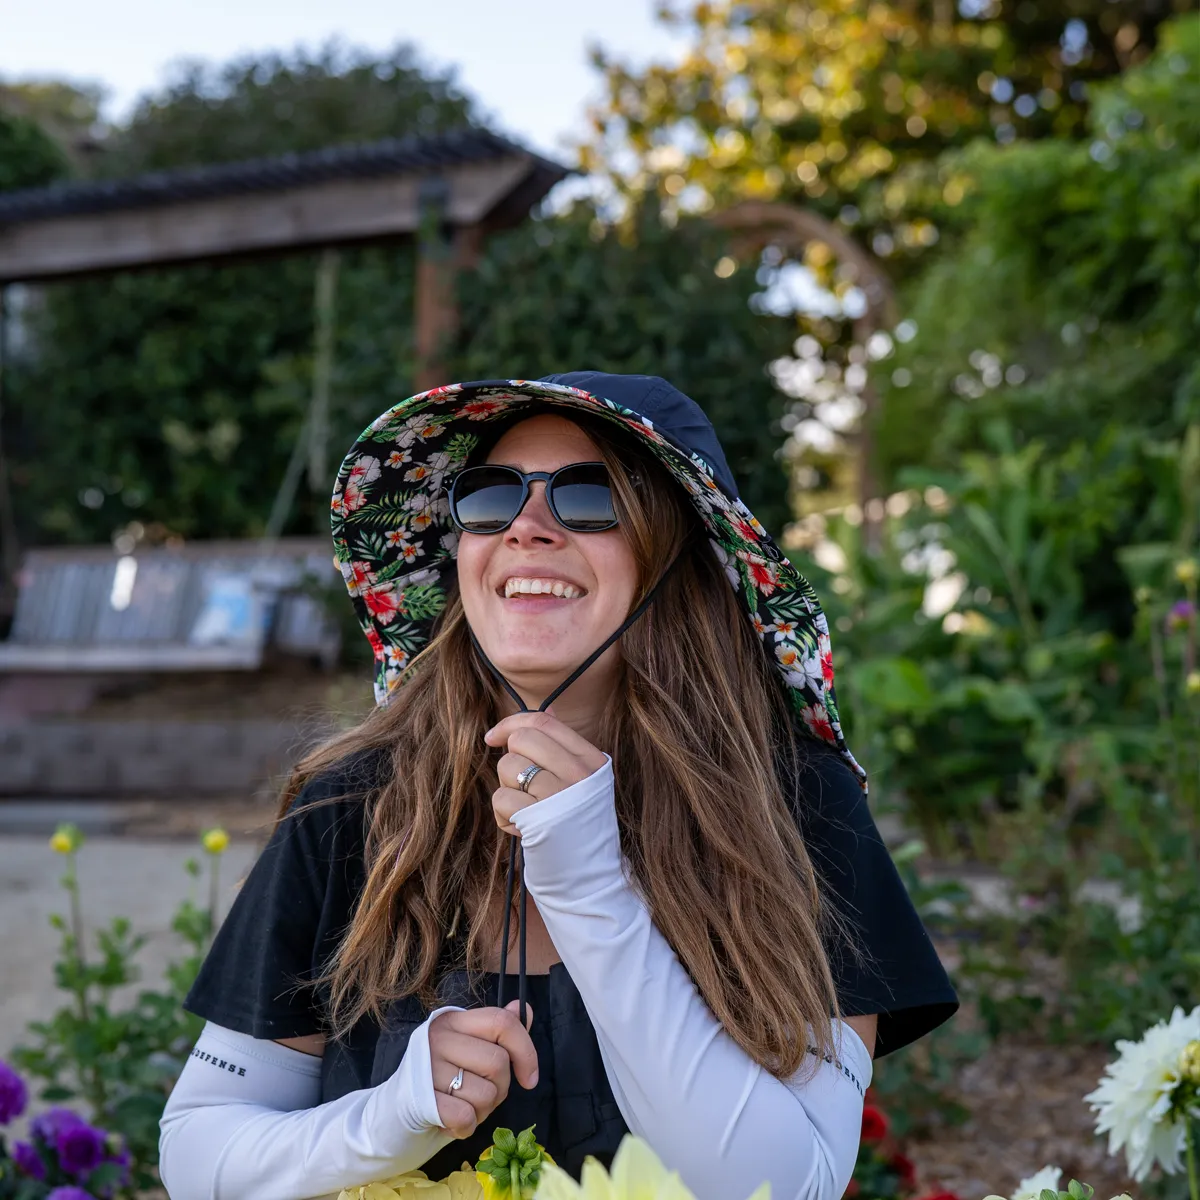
330,371,866,791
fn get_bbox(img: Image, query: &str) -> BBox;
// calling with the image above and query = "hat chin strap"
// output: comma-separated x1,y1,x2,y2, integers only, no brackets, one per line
466,551,685,1025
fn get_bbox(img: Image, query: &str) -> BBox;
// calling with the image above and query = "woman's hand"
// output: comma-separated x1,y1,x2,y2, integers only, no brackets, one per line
484,712,608,836
428,1001,539,1138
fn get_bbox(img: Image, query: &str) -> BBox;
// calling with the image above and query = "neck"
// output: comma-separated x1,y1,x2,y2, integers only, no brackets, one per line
500,660,617,746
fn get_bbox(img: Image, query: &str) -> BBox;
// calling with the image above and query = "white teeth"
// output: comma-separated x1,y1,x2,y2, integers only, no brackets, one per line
503,577,583,599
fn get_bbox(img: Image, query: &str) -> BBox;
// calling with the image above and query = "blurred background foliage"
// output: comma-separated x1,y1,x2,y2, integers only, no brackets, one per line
1,1,1198,1064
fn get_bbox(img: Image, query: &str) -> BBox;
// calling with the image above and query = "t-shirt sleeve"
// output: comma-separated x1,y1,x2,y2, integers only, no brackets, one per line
787,745,960,1058
184,755,377,1040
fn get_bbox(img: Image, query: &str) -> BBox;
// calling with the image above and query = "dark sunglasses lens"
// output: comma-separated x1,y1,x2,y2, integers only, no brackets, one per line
452,467,523,532
550,465,617,531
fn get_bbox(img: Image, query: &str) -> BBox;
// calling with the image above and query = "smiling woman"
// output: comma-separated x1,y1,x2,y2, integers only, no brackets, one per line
157,373,958,1200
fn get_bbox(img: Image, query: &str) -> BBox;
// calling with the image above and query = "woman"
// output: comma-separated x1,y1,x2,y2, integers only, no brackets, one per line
159,372,957,1200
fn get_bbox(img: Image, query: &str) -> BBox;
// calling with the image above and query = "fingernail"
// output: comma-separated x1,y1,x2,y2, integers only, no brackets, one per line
529,1070,539,1087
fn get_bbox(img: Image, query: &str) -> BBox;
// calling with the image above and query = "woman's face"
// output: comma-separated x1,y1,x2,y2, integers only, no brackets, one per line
456,414,639,706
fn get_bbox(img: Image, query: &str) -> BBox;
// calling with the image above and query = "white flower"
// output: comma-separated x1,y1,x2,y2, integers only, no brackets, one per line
709,540,742,590
1013,1165,1061,1200
1084,1004,1200,1180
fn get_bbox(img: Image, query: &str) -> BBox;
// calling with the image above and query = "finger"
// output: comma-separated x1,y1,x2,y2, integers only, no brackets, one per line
433,1004,534,1037
502,727,599,784
485,712,606,770
493,786,535,832
496,751,560,798
504,997,535,1033
430,1063,500,1115
432,1030,512,1096
458,1004,538,1090
435,1091,479,1139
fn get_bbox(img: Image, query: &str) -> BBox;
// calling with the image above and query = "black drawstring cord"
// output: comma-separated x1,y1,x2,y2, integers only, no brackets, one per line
470,548,688,1028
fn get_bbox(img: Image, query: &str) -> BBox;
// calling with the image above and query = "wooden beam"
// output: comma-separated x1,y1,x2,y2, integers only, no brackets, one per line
0,155,534,283
414,214,483,394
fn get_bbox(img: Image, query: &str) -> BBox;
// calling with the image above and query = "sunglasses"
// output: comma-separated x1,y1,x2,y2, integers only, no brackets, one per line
448,462,619,534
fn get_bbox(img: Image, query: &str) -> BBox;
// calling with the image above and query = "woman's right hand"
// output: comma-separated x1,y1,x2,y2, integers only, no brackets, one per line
428,1000,539,1138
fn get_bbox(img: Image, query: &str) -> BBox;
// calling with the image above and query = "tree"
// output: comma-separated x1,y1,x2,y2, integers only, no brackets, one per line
584,0,1186,271
0,108,70,191
7,46,483,546
448,198,799,534
9,47,801,548
98,43,477,174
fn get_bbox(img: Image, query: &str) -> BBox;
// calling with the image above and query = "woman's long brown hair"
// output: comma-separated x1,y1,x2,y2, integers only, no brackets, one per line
281,410,857,1079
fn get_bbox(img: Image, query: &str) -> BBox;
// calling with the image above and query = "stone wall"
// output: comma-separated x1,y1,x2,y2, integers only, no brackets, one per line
0,719,330,797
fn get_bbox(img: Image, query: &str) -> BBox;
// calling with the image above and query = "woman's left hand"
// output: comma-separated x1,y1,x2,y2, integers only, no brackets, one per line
485,712,607,836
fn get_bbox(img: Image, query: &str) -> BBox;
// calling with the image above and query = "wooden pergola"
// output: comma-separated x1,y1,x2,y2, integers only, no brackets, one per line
0,129,570,615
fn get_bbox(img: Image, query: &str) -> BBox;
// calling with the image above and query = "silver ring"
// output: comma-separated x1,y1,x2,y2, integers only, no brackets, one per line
516,763,544,794
448,1066,464,1093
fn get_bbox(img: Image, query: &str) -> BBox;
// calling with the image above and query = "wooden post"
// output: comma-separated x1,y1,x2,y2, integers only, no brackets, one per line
414,178,483,393
307,248,341,500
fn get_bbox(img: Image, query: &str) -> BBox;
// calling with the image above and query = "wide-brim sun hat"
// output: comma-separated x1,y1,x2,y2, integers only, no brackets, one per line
331,371,866,791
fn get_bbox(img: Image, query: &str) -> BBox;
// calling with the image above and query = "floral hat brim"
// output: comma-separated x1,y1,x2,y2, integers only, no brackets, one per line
330,380,866,792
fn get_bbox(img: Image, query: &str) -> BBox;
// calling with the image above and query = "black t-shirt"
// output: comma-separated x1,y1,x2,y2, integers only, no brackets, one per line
186,743,957,1172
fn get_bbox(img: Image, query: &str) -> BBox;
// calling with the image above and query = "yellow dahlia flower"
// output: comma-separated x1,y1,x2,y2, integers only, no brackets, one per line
534,1134,769,1200
338,1169,464,1200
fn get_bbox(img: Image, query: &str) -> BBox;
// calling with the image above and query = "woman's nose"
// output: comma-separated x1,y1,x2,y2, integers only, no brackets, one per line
506,482,564,544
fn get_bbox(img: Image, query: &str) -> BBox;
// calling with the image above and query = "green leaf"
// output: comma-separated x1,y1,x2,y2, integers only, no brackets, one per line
848,657,934,713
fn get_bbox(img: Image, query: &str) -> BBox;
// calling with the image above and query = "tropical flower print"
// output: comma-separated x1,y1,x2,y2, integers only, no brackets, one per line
341,561,376,596
362,582,402,626
365,627,386,660
341,456,381,513
800,703,836,743
330,379,866,791
461,398,507,420
738,551,779,597
795,648,826,693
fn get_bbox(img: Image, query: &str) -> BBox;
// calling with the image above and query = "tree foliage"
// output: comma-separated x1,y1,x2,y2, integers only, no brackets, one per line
819,16,1200,828
0,108,70,190
585,0,1186,269
97,43,478,175
6,46,799,547
5,47,482,545
448,199,798,533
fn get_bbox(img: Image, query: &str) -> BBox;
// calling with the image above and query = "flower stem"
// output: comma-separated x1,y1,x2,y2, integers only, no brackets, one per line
1187,1119,1199,1200
208,853,220,941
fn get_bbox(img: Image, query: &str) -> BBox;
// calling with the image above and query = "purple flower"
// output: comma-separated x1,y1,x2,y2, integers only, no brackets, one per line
47,1189,97,1200
1166,599,1196,632
57,1121,107,1176
12,1139,47,1179
30,1106,86,1145
0,1059,28,1123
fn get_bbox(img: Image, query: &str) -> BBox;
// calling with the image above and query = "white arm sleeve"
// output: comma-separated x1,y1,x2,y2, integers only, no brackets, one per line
159,1010,463,1200
511,758,871,1200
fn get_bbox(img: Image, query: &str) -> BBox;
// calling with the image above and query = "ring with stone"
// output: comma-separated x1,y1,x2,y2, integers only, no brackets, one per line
516,763,544,794
448,1066,465,1093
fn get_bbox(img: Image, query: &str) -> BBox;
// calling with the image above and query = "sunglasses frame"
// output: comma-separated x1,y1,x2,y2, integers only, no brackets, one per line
447,461,620,535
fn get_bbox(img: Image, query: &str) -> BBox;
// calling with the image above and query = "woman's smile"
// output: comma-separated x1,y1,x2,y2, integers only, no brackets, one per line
456,414,639,704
